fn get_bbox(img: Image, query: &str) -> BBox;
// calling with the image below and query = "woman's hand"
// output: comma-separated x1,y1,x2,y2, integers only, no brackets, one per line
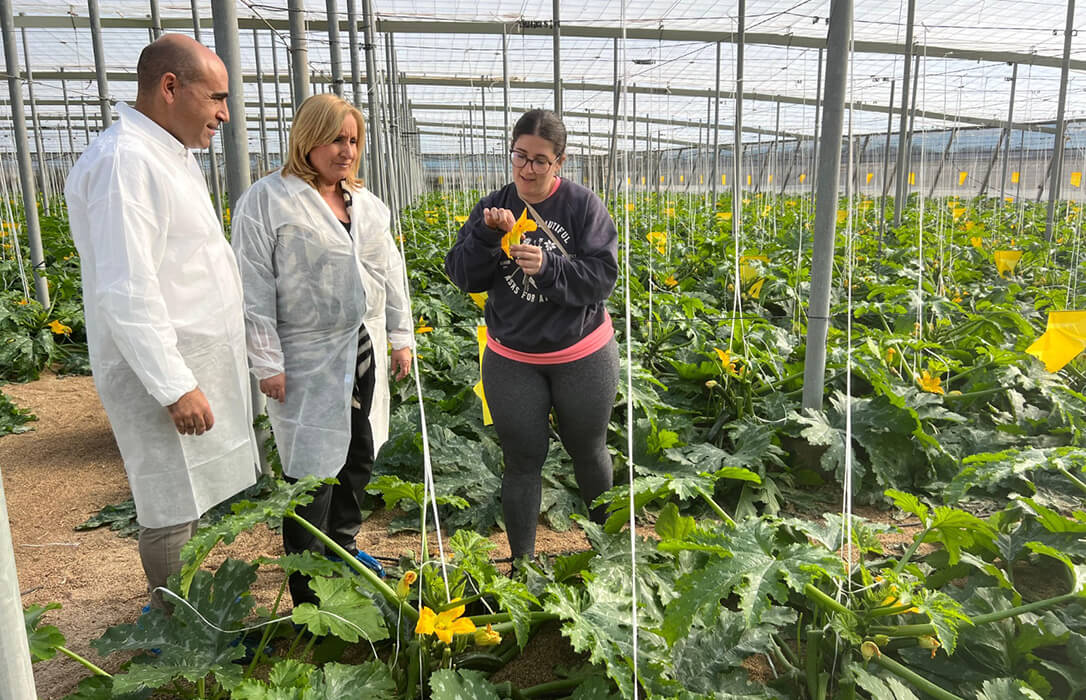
260,373,286,403
390,347,413,380
483,207,516,233
509,243,544,277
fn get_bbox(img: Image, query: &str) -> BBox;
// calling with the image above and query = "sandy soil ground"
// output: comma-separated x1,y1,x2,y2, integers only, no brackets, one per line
1,374,590,699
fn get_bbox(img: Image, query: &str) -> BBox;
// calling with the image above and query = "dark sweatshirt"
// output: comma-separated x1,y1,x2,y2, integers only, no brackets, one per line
444,180,619,353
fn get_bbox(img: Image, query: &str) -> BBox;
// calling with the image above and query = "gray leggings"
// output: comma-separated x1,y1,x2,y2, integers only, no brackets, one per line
481,338,619,559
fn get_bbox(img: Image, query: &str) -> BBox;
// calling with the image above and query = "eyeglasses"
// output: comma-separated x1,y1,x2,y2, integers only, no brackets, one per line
510,150,558,172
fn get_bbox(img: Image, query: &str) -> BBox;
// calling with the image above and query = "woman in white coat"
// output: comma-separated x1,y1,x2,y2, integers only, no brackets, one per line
231,94,413,606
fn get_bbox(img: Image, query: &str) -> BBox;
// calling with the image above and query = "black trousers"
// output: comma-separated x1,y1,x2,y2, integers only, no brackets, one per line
282,345,376,607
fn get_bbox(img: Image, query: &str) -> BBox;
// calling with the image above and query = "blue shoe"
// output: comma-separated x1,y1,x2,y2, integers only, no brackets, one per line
138,605,161,656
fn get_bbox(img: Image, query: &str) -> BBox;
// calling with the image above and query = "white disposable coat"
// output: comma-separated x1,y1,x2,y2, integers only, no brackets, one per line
65,103,259,529
231,172,412,479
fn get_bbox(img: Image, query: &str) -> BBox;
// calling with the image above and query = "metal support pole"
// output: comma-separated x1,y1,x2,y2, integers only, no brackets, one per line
383,34,402,211
288,0,310,109
79,88,90,145
149,0,161,38
325,0,343,97
253,28,269,173
892,0,916,227
811,47,823,199
879,79,895,238
977,128,1005,197
481,86,488,190
999,64,1018,200
1045,0,1075,240
211,0,251,212
272,32,286,166
502,26,511,182
710,41,721,205
190,0,222,222
346,0,363,108
733,0,745,216
60,69,75,154
927,127,957,198
2,0,49,307
605,38,619,205
21,25,52,215
361,0,385,200
552,0,562,118
802,0,851,411
87,0,112,128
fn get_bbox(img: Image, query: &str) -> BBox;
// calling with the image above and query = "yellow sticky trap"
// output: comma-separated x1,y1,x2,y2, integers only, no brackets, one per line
641,176,646,185
1072,172,1082,188
1026,311,1086,372
994,250,1023,277
660,175,665,183
626,177,631,184
767,174,773,183
679,175,685,183
699,175,704,184
866,172,874,184
747,174,752,185
437,175,444,185
799,173,806,184
469,292,488,309
722,174,727,185
1011,172,1020,184
908,172,916,185
958,171,968,186
740,254,769,285
474,325,493,425
746,277,766,298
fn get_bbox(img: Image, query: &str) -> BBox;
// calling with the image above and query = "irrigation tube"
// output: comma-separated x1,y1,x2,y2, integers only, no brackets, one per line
0,464,37,699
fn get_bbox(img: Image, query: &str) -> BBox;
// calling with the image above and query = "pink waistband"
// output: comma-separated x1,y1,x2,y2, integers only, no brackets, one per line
486,314,613,365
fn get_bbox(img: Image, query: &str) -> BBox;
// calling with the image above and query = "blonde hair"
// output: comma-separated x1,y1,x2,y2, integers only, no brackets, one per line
283,93,365,190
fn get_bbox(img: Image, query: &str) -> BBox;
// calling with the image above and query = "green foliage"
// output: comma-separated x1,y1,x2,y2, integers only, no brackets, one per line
0,387,35,436
291,577,388,644
24,602,65,662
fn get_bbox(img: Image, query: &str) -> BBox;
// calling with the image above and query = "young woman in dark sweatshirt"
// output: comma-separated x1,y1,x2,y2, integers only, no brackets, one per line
445,109,619,561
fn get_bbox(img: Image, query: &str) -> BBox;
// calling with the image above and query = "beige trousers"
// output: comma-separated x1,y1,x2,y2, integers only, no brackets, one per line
138,520,198,611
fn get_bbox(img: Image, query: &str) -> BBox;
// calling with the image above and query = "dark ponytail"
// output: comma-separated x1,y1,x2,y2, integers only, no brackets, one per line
511,109,566,157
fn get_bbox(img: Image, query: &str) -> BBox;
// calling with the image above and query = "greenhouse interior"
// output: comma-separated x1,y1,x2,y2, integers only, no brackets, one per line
2,1,1086,699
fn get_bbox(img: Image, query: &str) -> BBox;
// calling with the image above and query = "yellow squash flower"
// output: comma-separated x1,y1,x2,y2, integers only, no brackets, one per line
917,370,944,395
48,320,72,335
970,236,983,249
664,207,675,217
646,231,667,255
501,209,537,259
396,570,417,599
474,623,502,647
664,275,678,288
454,215,468,224
713,348,737,373
416,316,433,334
415,602,476,644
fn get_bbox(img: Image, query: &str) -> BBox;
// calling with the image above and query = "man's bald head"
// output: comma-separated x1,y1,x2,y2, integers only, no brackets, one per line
136,34,217,98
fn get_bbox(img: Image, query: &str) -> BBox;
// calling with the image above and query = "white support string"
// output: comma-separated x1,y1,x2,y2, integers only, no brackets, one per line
839,8,857,605
618,3,641,696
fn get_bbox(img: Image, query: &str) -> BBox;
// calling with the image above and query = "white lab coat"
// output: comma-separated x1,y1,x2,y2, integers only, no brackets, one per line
65,103,259,529
231,171,412,479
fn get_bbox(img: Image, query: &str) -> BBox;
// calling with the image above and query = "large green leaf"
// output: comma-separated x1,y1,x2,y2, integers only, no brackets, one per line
290,577,388,643
849,663,922,700
429,669,502,700
24,602,65,662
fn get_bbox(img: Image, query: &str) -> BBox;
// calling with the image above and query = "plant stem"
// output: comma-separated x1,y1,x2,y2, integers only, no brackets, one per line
870,623,936,637
970,592,1080,625
806,628,823,700
468,612,559,627
246,580,289,678
695,486,736,527
520,677,591,698
803,583,854,619
436,593,483,611
285,511,415,621
872,652,965,700
57,646,111,677
1056,466,1086,497
892,524,934,576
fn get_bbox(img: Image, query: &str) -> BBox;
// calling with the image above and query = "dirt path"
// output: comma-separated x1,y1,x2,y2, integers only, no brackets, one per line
1,374,589,699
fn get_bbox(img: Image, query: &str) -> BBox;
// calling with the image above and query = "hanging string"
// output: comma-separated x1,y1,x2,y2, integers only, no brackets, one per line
618,3,641,696
839,5,857,606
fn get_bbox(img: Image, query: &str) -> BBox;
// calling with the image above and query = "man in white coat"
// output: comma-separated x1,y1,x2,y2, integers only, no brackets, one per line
65,34,259,610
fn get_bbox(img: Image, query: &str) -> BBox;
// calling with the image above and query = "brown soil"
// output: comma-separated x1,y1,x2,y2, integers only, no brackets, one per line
1,374,590,700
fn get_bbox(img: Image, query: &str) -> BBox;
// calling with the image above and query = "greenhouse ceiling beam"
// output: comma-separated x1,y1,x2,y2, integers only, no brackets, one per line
17,68,1055,134
13,14,1085,72
415,120,699,149
415,127,612,154
12,70,1055,135
409,101,808,143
